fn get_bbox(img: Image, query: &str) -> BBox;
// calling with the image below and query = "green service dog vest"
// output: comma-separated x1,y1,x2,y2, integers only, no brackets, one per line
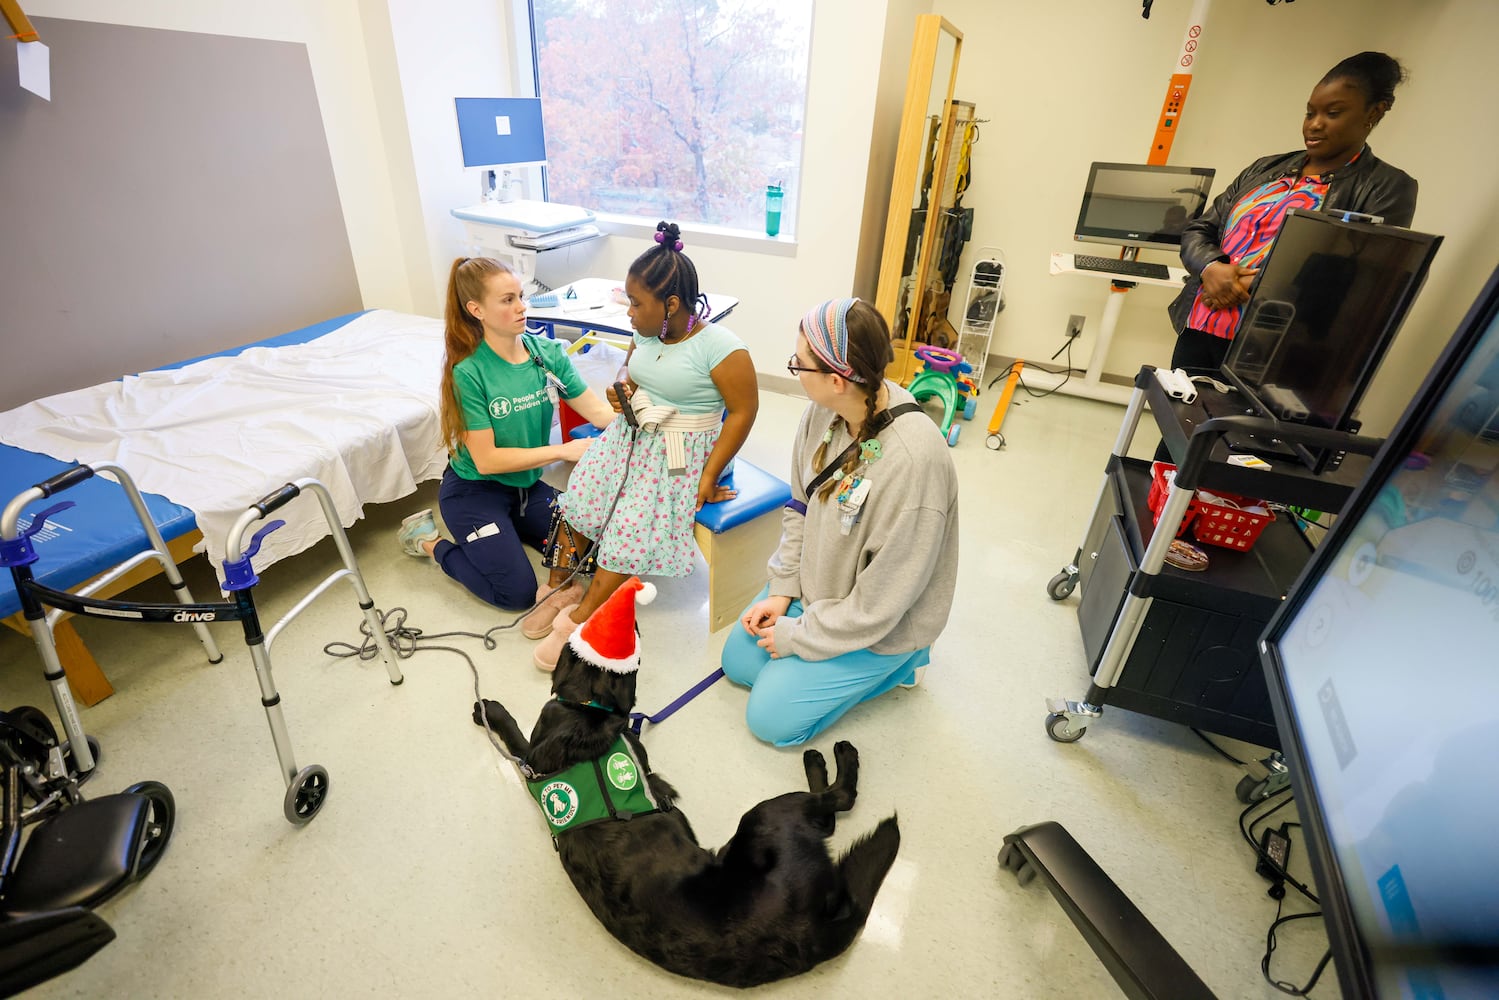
525,735,660,836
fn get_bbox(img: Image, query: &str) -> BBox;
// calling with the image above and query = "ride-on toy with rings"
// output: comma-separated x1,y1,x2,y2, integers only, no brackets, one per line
906,345,978,446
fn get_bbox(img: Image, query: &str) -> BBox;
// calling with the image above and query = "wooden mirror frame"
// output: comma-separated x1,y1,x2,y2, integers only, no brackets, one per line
875,15,963,384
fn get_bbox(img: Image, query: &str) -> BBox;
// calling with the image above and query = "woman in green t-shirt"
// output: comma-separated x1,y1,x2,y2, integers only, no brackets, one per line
397,257,614,625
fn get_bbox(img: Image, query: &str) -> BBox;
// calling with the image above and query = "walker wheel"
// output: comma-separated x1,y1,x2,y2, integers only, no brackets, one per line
947,425,961,447
1046,571,1077,601
986,433,1005,451
284,764,331,825
122,780,176,879
61,735,103,785
963,396,978,421
1046,712,1086,743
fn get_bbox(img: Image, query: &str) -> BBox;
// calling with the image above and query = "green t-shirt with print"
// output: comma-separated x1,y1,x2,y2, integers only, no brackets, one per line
450,335,588,487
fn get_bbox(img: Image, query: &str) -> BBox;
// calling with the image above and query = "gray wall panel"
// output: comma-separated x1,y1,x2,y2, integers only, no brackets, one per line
0,17,361,410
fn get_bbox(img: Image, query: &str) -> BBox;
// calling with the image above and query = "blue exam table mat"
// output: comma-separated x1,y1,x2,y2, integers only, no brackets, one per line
0,312,368,620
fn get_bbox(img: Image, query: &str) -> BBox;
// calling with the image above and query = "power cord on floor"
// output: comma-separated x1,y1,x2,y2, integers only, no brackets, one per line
1238,790,1320,905
322,413,644,761
1192,727,1248,765
1262,896,1334,996
1234,789,1333,994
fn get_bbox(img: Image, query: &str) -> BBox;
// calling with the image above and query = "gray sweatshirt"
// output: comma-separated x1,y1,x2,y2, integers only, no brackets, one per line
768,382,960,660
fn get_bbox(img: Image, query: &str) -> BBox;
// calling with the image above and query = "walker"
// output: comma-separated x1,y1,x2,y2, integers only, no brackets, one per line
1,465,401,825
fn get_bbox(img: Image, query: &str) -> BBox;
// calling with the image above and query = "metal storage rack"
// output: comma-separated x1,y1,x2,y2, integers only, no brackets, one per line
956,247,1003,389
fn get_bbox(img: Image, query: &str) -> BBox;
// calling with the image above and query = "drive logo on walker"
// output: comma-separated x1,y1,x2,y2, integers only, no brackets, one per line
541,781,579,827
488,388,548,420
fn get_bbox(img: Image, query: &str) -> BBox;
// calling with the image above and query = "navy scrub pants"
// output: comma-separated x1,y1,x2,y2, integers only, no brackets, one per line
432,465,558,610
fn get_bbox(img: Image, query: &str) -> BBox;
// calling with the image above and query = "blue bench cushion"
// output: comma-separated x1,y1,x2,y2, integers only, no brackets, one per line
696,460,791,534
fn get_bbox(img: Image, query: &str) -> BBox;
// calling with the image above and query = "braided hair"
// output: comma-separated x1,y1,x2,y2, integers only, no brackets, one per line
806,300,896,502
627,221,709,322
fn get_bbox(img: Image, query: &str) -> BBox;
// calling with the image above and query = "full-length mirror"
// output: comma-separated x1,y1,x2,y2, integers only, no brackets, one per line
875,16,963,383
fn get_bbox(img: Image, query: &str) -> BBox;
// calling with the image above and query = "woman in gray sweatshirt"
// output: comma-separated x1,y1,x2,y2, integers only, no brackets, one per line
721,299,960,746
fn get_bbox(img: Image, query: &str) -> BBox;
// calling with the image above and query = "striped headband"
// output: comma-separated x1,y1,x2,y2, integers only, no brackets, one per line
801,298,865,383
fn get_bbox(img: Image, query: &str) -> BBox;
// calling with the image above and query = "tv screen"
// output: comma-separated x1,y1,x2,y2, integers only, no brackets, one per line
1260,263,1499,998
1072,162,1214,253
1223,210,1442,469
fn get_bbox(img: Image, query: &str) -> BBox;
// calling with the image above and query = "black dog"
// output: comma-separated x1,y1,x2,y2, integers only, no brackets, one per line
473,646,900,988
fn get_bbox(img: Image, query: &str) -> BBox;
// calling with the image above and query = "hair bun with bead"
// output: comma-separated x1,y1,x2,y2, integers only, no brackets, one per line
654,221,684,252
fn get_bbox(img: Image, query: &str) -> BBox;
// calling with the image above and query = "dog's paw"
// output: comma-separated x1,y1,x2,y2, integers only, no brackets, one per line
472,700,494,728
833,740,858,763
803,748,826,770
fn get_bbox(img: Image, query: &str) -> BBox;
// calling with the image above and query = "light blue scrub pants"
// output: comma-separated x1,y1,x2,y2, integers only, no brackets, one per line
721,586,930,747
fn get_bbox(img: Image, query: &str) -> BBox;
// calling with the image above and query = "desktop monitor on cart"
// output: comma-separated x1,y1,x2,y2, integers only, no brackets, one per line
1221,210,1442,473
1258,264,1499,998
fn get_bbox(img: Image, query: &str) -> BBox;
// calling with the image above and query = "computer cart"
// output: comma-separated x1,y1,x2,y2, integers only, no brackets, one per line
1043,368,1382,779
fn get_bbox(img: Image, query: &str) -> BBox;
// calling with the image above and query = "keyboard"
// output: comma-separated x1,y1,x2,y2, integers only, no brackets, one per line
1072,254,1171,281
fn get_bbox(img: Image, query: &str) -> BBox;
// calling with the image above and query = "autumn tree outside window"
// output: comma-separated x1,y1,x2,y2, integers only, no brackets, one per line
529,0,813,235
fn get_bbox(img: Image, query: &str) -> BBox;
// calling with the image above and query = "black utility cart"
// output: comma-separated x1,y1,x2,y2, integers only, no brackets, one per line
1045,366,1382,798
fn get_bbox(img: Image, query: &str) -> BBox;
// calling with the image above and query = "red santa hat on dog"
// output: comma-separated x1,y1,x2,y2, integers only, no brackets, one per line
567,576,656,673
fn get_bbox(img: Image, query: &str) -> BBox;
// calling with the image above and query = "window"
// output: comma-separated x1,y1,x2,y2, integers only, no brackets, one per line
526,0,813,236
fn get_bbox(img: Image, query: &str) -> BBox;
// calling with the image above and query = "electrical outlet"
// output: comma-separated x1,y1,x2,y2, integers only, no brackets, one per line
1066,314,1086,339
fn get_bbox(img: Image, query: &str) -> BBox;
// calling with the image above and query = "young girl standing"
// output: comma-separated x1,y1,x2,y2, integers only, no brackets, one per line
400,256,614,634
531,222,760,670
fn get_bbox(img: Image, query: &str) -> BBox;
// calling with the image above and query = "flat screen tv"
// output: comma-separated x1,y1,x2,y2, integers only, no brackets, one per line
1222,209,1443,472
1072,162,1215,253
1259,262,1499,998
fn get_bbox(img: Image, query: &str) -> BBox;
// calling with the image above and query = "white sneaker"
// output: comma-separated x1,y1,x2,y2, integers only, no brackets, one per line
899,666,927,689
397,509,440,557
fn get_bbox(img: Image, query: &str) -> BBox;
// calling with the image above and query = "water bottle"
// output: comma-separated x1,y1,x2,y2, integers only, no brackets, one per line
765,183,783,238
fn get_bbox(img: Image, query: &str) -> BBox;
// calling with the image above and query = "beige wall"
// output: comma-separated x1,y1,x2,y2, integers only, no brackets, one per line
936,0,1499,433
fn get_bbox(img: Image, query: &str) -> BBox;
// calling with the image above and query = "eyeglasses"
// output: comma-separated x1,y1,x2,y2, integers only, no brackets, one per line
786,353,826,377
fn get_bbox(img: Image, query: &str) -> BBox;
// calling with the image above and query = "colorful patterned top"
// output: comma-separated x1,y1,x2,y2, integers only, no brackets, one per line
1187,149,1365,340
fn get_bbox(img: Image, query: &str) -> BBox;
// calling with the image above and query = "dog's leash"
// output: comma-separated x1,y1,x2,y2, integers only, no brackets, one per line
628,667,725,735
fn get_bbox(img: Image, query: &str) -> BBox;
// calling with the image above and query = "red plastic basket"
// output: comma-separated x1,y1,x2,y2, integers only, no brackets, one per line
1147,462,1197,539
1191,496,1274,551
1147,463,1274,550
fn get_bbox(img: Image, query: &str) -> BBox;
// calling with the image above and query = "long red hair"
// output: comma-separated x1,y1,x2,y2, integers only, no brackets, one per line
439,257,516,454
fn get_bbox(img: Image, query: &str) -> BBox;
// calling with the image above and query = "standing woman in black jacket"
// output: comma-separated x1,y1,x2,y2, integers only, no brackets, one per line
1166,51,1418,373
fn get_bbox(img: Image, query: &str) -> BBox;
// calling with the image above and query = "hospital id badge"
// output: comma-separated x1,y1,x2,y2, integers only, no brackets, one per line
837,478,871,535
545,382,559,406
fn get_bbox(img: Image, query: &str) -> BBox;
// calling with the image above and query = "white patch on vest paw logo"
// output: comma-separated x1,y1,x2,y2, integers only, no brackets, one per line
541,781,578,826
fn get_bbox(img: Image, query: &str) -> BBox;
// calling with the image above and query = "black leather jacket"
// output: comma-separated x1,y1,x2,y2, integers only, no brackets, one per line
1168,145,1418,334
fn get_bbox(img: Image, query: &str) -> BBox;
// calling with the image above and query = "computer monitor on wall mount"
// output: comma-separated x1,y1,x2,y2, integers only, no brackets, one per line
454,97,547,168
1073,162,1215,254
1220,209,1442,472
454,97,548,202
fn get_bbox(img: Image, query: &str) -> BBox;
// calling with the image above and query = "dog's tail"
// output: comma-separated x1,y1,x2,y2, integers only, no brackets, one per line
835,814,900,926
